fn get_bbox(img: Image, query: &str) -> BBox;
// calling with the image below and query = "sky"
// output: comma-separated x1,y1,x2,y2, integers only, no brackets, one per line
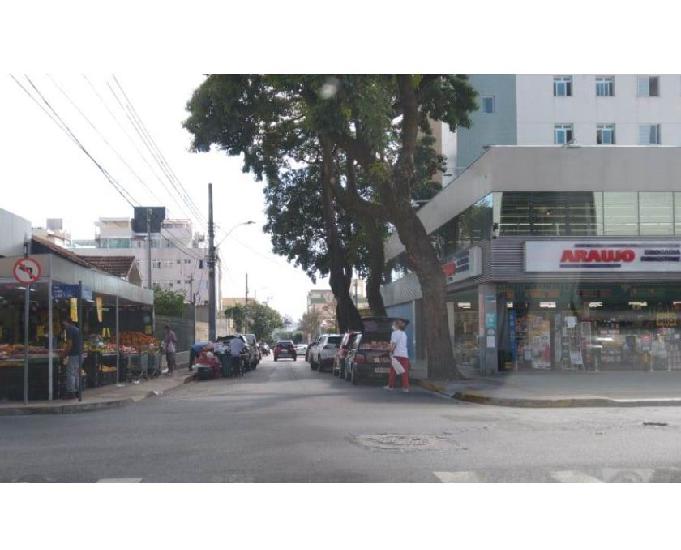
0,73,326,321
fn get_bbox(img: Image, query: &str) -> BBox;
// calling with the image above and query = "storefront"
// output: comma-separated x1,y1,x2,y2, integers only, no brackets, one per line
381,146,681,376
0,250,156,401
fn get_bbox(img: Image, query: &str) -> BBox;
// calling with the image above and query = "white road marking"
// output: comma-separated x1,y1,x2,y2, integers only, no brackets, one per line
96,478,143,483
549,470,603,483
433,471,481,483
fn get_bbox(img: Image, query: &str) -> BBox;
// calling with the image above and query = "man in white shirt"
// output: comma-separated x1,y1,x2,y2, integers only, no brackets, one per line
387,319,410,392
229,336,246,376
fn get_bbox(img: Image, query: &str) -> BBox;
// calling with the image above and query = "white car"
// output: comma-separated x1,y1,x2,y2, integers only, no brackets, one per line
295,344,308,356
309,334,342,372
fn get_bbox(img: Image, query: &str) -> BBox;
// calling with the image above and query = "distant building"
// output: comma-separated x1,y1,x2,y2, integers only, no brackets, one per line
71,217,218,304
32,218,72,249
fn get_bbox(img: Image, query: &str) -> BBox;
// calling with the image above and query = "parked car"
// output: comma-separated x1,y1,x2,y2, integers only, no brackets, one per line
243,334,260,369
309,334,343,372
274,340,297,361
295,344,308,356
333,331,361,378
216,335,250,376
346,317,409,385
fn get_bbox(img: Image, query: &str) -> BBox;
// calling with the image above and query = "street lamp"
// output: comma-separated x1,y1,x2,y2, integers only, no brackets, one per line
216,220,255,248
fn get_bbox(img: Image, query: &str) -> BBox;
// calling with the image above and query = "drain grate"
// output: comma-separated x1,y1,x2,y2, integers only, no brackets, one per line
352,433,462,452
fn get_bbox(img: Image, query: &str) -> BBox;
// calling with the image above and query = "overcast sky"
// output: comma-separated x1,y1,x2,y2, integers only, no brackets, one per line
0,73,326,321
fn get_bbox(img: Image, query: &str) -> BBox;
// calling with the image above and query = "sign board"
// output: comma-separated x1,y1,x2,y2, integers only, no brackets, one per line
525,241,681,273
13,257,41,283
132,207,166,234
52,283,92,300
443,246,483,285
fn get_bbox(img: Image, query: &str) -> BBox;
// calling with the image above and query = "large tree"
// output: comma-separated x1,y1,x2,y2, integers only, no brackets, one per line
184,75,476,378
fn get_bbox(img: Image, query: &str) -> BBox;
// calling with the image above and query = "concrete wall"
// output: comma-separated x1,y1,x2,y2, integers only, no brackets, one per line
455,74,517,173
0,209,31,257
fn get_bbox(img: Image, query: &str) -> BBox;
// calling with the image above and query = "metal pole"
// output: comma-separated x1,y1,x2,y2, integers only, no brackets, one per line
78,281,83,402
146,208,152,289
115,295,120,385
354,279,358,307
22,236,30,405
48,254,53,401
208,183,217,341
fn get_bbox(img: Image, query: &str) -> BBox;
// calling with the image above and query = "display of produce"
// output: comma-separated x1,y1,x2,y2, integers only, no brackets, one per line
119,331,160,351
0,344,56,360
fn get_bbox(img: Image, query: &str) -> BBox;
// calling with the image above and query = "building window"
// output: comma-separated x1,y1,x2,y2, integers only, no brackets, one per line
152,260,162,269
637,75,660,97
481,96,495,113
553,76,572,97
639,124,661,145
603,192,639,235
184,259,191,264
596,124,615,145
554,123,574,144
595,76,615,96
176,280,181,285
639,192,673,235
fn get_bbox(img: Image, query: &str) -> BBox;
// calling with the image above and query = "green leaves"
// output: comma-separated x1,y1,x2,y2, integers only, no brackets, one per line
153,286,185,317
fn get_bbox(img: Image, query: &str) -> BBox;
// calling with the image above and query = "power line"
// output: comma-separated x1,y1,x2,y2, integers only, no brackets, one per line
47,74,164,206
109,75,207,226
105,78,201,224
12,75,138,208
112,74,205,223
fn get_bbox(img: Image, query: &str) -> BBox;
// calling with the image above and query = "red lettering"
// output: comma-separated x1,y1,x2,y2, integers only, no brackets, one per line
620,249,635,262
575,250,588,262
560,250,576,262
587,250,601,262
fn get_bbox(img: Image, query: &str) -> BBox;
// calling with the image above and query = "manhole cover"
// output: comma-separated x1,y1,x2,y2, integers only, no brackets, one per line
352,433,460,452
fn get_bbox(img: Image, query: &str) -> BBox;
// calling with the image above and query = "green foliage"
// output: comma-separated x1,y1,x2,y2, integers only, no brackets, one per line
292,331,303,344
153,286,185,317
224,304,247,332
225,302,284,342
298,308,324,340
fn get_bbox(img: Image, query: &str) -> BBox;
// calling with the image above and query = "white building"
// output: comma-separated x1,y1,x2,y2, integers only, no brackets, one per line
73,217,218,305
444,75,681,179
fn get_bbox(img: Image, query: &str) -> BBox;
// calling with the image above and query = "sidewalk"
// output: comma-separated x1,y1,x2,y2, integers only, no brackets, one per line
0,370,195,416
415,370,681,408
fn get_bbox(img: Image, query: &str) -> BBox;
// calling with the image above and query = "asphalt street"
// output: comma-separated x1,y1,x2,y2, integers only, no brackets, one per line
3,358,681,482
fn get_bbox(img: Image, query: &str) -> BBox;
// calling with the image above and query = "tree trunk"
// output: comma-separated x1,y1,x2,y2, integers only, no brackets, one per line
320,139,363,333
389,202,461,379
363,217,387,317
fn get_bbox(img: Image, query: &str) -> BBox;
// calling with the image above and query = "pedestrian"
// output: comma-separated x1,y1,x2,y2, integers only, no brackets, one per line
163,325,177,375
229,335,246,376
60,319,82,400
386,319,410,393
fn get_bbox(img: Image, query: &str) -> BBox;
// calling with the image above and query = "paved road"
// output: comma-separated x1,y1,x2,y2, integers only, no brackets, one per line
3,358,681,482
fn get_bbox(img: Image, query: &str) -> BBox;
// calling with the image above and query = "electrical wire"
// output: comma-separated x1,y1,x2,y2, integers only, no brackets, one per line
11,74,138,208
47,74,165,206
110,75,207,226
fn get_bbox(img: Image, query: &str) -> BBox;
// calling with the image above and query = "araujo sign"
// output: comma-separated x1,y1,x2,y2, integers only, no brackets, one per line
525,241,681,272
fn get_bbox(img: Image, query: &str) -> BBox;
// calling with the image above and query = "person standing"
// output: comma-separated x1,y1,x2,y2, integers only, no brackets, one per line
163,325,177,375
651,332,668,372
386,319,410,392
229,336,246,376
60,319,82,400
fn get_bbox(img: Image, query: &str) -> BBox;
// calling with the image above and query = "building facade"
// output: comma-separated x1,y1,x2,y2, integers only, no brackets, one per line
383,146,681,375
72,217,216,305
446,75,681,178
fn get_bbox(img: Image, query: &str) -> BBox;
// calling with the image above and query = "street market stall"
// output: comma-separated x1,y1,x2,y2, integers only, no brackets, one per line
0,250,155,402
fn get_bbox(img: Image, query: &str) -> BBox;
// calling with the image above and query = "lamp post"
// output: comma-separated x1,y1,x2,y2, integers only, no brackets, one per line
208,217,255,340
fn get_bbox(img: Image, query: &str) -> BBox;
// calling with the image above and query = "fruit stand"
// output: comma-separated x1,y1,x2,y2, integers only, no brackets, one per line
0,251,154,402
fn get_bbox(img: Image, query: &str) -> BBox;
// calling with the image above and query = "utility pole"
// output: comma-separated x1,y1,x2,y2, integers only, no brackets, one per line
146,207,152,289
207,183,217,341
354,278,359,307
245,272,249,305
189,274,196,343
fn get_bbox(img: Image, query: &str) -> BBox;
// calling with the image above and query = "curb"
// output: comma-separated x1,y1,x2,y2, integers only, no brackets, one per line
453,392,681,408
0,373,196,416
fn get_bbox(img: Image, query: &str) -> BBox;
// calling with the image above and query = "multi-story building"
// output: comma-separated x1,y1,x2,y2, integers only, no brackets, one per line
32,218,72,248
442,75,681,179
382,145,681,377
72,217,217,304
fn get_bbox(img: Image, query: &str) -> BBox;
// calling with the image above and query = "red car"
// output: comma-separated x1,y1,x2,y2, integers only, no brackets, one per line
333,331,361,378
274,340,297,361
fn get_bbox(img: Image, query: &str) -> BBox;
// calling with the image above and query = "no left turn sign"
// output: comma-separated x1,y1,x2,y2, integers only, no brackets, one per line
13,257,42,284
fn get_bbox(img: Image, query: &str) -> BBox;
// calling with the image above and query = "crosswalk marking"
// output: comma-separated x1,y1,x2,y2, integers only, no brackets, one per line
96,478,143,483
548,470,603,483
433,471,481,483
